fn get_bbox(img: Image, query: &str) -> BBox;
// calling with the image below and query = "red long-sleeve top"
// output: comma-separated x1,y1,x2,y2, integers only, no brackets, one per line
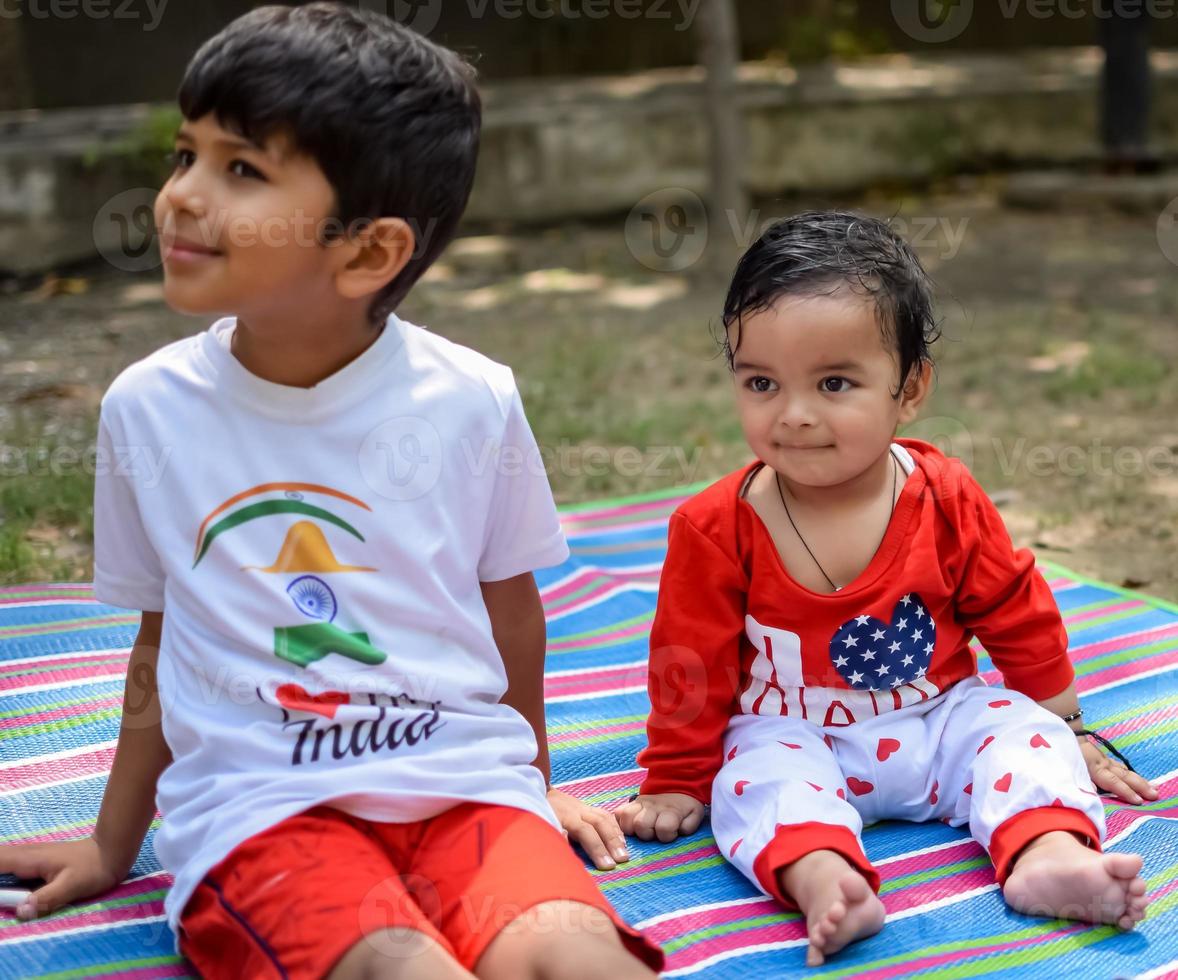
637,439,1074,804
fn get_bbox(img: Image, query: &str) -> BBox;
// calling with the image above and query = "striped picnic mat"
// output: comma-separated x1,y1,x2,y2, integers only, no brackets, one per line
2,483,1177,979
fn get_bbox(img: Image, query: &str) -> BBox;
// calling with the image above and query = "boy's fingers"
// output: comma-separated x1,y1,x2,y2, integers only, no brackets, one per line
19,873,72,921
571,825,617,871
0,846,48,881
613,803,638,835
591,811,631,862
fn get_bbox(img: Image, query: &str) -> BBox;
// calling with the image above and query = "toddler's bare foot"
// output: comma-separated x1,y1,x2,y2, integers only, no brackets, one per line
780,850,886,967
1003,831,1149,930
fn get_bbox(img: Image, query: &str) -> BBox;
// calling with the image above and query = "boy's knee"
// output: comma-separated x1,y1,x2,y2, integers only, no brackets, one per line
477,901,654,980
330,927,468,980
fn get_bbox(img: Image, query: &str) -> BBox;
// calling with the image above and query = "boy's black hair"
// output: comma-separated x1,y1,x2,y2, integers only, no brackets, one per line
721,210,941,396
178,2,481,323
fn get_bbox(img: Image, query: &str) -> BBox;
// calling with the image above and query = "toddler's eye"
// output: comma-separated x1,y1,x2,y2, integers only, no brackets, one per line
747,376,777,394
168,148,195,170
821,377,853,393
229,159,266,180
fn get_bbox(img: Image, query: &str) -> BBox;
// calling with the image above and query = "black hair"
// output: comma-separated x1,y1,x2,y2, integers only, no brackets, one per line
178,2,481,323
720,210,941,396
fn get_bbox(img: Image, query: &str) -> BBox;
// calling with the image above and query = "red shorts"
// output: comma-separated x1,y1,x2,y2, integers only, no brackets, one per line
178,802,663,979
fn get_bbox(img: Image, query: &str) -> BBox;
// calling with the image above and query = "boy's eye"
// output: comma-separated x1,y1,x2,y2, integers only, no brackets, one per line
169,148,195,169
821,376,853,393
746,376,777,394
229,159,266,180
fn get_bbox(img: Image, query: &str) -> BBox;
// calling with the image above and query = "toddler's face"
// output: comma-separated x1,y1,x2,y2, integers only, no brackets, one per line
729,290,924,490
153,114,341,323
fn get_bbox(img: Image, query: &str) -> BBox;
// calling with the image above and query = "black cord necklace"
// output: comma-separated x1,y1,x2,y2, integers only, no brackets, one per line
775,453,899,593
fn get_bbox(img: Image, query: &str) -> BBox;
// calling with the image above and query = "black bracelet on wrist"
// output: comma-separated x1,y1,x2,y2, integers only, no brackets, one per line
1062,708,1083,724
1074,728,1138,774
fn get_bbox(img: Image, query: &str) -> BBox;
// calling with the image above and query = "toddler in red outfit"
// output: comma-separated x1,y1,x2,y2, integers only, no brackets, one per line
617,210,1157,967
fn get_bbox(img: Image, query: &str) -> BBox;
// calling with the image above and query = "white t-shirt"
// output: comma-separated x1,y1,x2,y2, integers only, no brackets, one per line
93,313,570,934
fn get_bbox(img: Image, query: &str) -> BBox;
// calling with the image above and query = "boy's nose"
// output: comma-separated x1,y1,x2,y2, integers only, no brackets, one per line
161,171,209,219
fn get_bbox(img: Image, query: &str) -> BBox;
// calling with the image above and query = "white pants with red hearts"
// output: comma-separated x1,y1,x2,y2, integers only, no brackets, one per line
709,675,1106,908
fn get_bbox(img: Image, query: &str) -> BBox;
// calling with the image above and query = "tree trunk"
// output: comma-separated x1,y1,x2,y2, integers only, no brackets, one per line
693,0,748,277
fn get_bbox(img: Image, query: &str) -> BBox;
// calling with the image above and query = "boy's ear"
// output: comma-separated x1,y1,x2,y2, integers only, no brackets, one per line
896,360,933,425
333,217,415,301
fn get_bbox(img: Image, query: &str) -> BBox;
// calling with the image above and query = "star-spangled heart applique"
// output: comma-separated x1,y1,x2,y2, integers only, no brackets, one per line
829,593,936,691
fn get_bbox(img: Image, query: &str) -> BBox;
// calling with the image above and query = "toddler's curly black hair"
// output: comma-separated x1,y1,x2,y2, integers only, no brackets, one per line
721,210,942,396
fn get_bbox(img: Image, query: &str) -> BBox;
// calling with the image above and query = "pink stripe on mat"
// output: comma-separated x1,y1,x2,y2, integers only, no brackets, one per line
2,745,116,791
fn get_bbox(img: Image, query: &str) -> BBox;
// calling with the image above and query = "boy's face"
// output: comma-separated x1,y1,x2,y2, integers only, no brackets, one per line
729,290,927,489
154,114,342,322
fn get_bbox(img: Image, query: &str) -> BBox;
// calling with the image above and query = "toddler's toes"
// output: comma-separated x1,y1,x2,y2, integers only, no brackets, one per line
1105,852,1144,880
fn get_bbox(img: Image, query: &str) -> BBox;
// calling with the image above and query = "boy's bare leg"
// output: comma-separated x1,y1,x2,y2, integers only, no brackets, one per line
329,928,475,980
475,900,657,980
1003,831,1149,930
778,849,886,967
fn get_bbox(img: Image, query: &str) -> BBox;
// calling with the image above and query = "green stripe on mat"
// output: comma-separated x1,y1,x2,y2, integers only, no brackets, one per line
31,956,188,980
1041,559,1178,616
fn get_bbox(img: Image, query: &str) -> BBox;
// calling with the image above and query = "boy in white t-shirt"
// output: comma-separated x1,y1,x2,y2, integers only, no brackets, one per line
0,5,662,978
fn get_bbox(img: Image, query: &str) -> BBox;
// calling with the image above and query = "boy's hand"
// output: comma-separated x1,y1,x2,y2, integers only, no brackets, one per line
0,838,125,920
615,793,705,843
1079,738,1159,805
547,788,632,871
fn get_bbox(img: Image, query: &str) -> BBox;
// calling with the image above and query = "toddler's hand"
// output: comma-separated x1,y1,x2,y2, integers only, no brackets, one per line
546,787,632,871
1079,738,1159,805
615,793,705,844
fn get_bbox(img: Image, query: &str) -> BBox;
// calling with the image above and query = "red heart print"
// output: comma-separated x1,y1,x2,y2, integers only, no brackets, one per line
728,744,740,761
988,700,1012,708
1030,733,1051,749
836,788,846,800
276,683,350,719
929,781,939,805
806,782,824,792
734,780,751,796
964,782,973,795
977,736,995,754
847,777,875,796
778,741,802,750
994,772,1013,793
876,738,902,762
729,838,743,857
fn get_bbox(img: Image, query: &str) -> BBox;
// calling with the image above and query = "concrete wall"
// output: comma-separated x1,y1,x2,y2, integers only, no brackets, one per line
1,48,1177,274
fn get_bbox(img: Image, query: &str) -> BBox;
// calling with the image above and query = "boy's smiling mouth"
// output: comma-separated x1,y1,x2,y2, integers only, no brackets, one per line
162,234,224,265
